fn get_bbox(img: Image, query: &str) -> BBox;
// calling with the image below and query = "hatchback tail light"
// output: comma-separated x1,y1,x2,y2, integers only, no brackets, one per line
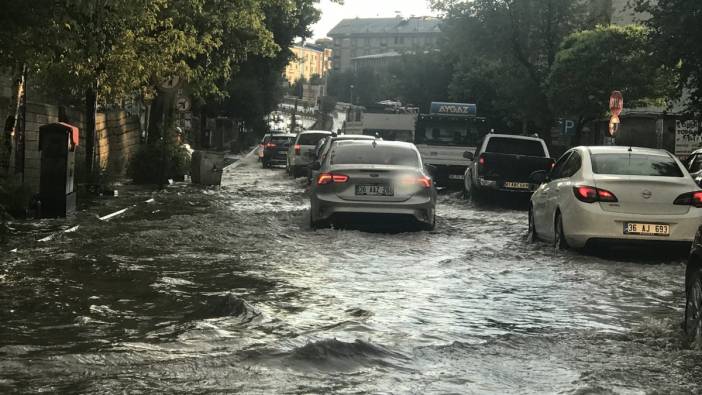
573,186,618,203
674,191,702,208
317,173,349,185
294,144,301,155
478,154,486,166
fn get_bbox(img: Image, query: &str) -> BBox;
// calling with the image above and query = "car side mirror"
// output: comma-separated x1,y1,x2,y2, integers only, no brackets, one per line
311,161,321,171
463,151,474,161
529,170,548,184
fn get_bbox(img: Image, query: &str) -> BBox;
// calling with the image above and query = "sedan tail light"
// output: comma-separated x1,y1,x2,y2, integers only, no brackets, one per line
401,175,432,188
674,191,702,208
573,186,618,203
317,173,349,185
294,144,301,155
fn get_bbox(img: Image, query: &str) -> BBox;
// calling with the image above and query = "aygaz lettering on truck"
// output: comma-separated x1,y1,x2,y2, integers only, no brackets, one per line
415,102,487,187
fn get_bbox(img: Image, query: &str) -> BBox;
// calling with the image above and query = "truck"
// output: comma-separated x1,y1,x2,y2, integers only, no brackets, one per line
414,102,487,187
463,133,554,199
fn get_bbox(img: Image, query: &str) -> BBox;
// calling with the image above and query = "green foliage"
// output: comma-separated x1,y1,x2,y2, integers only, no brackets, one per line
432,0,594,137
128,140,191,185
547,25,675,127
636,0,702,115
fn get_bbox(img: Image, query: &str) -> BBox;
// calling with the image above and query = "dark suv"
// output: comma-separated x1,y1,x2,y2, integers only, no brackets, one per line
261,134,295,168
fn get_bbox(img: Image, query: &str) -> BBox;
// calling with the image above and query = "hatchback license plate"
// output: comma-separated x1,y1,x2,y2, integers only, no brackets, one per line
356,184,393,196
504,181,531,190
624,222,670,236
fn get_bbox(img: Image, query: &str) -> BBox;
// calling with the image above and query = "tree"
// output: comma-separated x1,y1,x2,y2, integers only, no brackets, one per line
432,0,592,141
547,24,676,143
636,0,702,115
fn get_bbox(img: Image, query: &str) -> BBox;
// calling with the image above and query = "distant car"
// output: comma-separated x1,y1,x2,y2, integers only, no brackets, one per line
685,225,702,348
309,140,437,230
529,146,702,249
261,134,295,168
463,133,553,199
308,134,376,183
684,148,702,187
287,130,332,178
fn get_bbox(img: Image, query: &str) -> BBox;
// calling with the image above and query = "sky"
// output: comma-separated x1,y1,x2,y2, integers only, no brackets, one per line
311,0,436,40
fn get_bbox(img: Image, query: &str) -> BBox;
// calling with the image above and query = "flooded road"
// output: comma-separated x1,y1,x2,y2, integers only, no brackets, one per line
1,154,701,393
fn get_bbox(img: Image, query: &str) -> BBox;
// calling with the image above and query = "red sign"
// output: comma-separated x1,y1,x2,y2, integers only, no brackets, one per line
609,91,623,118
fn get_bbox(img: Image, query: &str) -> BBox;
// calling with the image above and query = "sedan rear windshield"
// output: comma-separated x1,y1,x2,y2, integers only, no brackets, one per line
485,137,546,157
298,133,329,146
331,145,420,167
591,153,684,177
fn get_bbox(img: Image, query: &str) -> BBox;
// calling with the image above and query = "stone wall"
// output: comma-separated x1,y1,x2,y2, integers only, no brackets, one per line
17,102,140,193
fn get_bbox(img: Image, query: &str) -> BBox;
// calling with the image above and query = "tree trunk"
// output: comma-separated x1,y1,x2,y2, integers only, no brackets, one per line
147,90,176,144
85,85,98,182
2,64,26,177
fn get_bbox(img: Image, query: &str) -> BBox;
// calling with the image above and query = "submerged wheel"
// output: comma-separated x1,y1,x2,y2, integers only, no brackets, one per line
422,212,436,231
554,212,568,250
527,206,537,243
686,268,702,349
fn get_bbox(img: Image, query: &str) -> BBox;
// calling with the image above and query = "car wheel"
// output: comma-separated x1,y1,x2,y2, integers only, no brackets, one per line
423,212,436,231
554,212,568,250
463,175,472,200
310,213,329,230
685,267,702,349
527,206,537,243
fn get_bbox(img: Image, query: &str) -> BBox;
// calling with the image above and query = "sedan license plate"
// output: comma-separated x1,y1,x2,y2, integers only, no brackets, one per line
503,181,531,190
624,222,670,236
448,174,465,180
356,184,393,196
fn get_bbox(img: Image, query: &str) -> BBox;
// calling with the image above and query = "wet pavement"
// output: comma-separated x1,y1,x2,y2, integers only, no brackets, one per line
1,154,701,394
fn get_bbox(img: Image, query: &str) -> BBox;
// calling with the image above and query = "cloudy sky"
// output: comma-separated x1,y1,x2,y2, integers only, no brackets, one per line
311,0,436,39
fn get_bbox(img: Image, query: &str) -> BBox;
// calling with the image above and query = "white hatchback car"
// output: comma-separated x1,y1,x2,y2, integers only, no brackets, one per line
529,146,702,249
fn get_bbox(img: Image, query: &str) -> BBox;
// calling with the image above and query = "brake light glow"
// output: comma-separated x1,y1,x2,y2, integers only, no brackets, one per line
674,191,702,208
401,175,433,188
317,173,349,185
573,186,618,203
265,143,277,149
295,144,301,155
478,154,486,166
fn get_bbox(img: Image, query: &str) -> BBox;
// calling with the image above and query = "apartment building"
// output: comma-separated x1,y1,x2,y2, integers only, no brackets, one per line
284,45,333,85
327,16,441,71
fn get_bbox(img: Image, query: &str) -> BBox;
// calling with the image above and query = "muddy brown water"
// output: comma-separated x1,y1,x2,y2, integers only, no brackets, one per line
1,156,701,393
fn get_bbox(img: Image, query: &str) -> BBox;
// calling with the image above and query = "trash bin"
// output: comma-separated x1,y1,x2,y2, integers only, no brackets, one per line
38,122,79,217
191,150,224,186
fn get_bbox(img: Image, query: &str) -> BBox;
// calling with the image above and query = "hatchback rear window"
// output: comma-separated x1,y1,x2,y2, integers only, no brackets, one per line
331,145,420,167
591,153,684,177
271,136,292,144
485,137,546,157
298,133,329,145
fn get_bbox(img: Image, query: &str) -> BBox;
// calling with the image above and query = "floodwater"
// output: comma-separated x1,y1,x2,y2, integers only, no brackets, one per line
1,154,701,394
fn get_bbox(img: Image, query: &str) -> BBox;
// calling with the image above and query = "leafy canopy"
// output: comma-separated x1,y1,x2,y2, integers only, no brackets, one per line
547,24,675,124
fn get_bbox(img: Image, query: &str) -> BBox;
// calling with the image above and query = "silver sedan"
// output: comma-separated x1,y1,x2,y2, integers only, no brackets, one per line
310,140,437,230
529,146,702,249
